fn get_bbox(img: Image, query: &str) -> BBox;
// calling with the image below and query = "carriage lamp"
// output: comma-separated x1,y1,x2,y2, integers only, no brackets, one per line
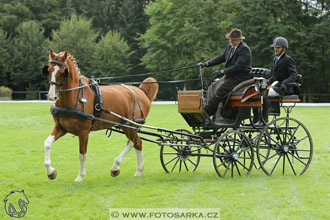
260,79,268,90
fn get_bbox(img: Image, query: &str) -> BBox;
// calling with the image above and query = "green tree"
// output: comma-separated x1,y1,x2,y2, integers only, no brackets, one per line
0,0,69,38
91,31,132,79
226,0,330,101
0,29,12,86
139,0,224,82
10,21,48,96
116,0,150,75
49,13,98,74
0,1,32,36
139,0,228,99
76,0,151,75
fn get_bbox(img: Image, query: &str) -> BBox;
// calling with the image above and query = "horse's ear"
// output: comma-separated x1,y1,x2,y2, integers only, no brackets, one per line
63,51,68,61
49,49,55,59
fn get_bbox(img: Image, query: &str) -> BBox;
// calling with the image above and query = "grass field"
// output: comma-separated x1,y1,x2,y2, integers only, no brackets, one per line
0,103,329,220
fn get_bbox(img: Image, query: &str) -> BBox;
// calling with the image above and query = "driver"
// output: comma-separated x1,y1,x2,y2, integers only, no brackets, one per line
197,28,252,118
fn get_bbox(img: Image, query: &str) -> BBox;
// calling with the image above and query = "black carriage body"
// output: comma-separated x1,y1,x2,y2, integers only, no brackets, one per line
177,78,260,130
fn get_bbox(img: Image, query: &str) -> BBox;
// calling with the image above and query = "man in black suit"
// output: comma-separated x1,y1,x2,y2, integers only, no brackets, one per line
268,37,298,96
254,37,299,125
198,28,252,117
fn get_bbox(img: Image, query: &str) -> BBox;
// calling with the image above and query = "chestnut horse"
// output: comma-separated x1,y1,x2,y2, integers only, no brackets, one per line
43,50,158,182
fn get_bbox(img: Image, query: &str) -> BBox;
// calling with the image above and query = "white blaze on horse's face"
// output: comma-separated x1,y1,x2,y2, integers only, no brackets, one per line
48,65,59,101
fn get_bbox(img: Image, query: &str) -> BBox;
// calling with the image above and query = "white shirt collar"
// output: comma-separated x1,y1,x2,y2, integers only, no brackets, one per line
276,52,285,60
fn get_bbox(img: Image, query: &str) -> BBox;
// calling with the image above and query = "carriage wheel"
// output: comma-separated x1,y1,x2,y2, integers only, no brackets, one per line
256,117,313,176
160,129,201,173
213,130,254,177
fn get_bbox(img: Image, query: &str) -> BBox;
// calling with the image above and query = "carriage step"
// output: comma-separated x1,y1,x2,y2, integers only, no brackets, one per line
213,118,234,125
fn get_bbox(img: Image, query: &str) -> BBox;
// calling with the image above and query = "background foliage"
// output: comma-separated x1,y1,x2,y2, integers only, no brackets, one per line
91,31,132,79
0,0,329,101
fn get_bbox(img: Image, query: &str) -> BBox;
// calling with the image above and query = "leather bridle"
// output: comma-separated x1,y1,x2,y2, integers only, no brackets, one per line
43,56,69,88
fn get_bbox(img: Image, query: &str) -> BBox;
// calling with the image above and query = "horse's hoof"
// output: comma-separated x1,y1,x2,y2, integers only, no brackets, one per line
111,170,120,177
74,176,84,182
48,170,57,180
134,172,142,177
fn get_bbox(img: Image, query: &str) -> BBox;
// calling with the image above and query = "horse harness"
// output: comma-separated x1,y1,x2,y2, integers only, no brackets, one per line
45,59,146,130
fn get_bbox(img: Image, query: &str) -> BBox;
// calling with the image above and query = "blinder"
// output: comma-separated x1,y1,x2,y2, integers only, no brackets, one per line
64,68,69,78
42,65,49,75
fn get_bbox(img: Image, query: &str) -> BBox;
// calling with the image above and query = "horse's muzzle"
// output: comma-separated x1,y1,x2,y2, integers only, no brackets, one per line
47,95,57,101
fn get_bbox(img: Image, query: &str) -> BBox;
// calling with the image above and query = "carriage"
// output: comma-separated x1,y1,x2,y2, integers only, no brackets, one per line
103,67,313,178
43,50,313,181
168,68,312,177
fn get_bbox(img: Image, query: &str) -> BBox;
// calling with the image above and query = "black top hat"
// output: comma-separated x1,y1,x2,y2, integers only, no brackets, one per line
225,28,245,40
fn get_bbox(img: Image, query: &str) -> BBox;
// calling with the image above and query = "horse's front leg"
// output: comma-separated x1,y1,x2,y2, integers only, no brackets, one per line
75,132,89,182
44,126,66,180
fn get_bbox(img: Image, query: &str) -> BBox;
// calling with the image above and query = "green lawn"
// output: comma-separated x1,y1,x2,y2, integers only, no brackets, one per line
0,103,329,220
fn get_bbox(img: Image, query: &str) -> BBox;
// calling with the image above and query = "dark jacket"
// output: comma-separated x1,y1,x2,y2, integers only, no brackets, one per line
207,41,252,82
269,53,298,95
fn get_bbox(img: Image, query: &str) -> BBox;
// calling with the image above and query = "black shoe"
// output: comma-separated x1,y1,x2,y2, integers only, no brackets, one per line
203,112,214,126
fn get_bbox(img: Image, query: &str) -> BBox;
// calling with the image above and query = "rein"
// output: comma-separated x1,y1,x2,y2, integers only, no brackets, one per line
94,65,198,81
48,61,198,130
59,83,90,92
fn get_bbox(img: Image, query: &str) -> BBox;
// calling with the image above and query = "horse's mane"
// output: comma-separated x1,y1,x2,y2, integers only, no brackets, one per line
65,53,82,76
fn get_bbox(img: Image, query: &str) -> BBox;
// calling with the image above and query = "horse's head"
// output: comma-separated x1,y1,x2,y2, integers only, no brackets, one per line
43,50,69,101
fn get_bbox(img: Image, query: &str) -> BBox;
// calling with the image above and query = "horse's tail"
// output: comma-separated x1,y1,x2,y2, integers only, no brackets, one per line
139,77,158,102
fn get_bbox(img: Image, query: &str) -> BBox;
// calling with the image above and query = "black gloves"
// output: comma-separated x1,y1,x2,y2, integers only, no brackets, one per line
213,70,224,79
197,62,206,68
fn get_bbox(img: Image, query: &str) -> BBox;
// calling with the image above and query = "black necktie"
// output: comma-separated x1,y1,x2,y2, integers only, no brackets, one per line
229,47,235,59
274,57,279,67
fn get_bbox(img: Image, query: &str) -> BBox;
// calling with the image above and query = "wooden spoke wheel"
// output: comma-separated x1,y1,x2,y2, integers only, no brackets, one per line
213,130,254,177
256,117,313,176
160,129,201,173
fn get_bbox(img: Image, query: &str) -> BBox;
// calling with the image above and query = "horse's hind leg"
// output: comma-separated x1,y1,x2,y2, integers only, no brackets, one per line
111,140,133,177
133,135,144,177
75,132,89,182
44,126,66,180
111,129,144,177
134,149,144,177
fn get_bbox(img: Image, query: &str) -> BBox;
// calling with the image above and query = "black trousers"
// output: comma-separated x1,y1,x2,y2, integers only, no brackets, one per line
204,78,241,116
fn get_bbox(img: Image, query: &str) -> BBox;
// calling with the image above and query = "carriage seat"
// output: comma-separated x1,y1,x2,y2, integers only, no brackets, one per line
270,74,302,103
228,67,272,99
231,79,255,97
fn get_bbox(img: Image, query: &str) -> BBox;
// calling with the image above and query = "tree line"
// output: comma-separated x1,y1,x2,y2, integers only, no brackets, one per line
0,0,329,101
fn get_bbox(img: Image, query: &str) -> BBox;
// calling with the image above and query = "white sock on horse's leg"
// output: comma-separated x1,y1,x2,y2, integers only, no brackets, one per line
75,153,86,182
111,140,133,172
44,135,55,176
134,149,144,177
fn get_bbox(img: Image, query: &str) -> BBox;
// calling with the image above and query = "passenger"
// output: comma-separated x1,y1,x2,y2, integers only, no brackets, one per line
255,37,299,125
197,28,252,118
268,37,299,97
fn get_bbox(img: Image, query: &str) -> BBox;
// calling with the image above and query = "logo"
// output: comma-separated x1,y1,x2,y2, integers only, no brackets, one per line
3,190,29,218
